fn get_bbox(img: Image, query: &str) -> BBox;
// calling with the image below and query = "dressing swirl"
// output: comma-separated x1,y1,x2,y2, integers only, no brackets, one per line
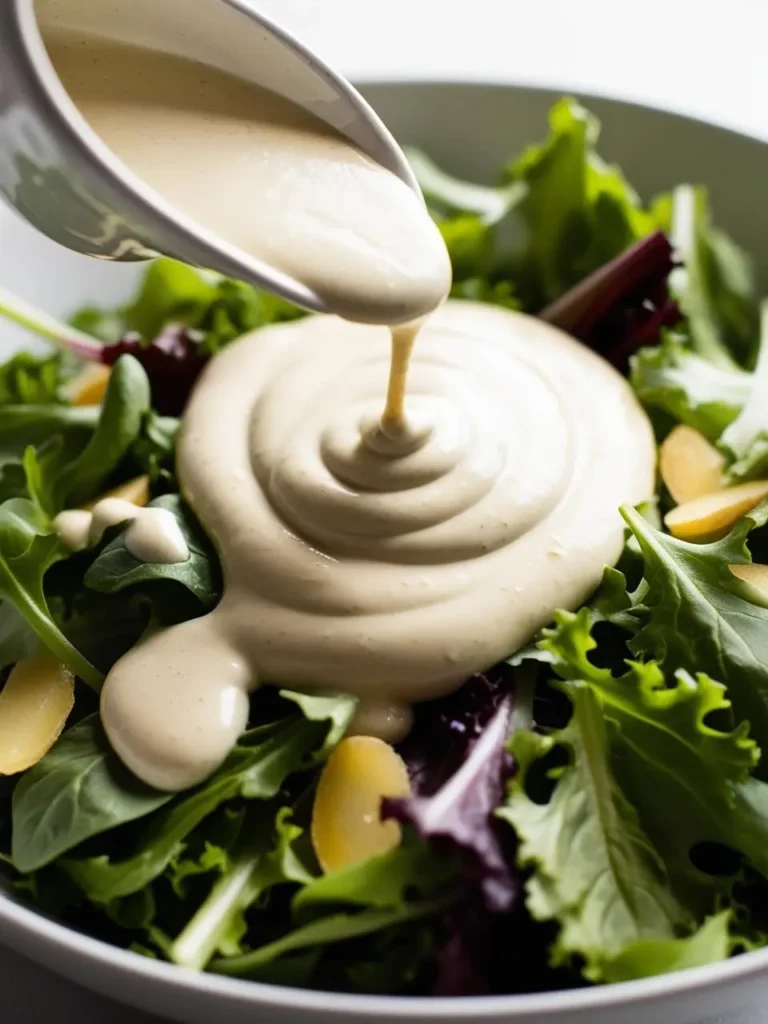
101,303,655,790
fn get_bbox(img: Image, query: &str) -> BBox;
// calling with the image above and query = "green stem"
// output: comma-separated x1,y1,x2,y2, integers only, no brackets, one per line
170,854,264,971
0,289,103,360
211,894,456,978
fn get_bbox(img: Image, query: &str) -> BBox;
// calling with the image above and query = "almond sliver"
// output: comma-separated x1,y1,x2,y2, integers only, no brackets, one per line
65,363,111,407
312,736,411,874
0,656,75,775
659,425,725,505
664,479,768,541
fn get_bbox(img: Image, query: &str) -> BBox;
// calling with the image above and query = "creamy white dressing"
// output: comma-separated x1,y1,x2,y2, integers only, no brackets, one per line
101,304,655,791
43,34,451,326
54,499,189,565
42,29,656,794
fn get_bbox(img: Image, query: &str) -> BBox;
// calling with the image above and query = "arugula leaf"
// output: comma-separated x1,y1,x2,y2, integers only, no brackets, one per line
62,694,355,902
0,497,99,685
52,355,151,509
540,610,768,908
12,715,171,872
0,351,67,405
622,502,768,750
503,98,653,309
129,412,179,482
499,684,690,979
601,911,732,983
170,806,313,970
656,185,758,369
630,330,749,441
85,494,219,608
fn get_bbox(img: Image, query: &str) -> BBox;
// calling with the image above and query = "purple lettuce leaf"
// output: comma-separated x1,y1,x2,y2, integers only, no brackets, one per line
540,230,681,369
382,667,517,913
101,326,208,416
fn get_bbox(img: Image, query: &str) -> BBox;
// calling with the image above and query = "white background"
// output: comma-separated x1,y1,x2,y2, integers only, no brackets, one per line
4,1,768,1021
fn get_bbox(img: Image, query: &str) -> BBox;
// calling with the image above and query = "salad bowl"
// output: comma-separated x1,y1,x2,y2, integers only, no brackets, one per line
0,80,767,1024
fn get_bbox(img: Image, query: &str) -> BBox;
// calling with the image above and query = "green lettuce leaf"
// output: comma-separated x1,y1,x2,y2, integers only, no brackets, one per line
169,805,313,970
539,610,768,909
655,185,757,369
81,259,304,355
622,502,768,750
503,97,653,309
499,683,691,979
720,301,768,481
0,351,67,405
602,911,732,983
630,331,749,441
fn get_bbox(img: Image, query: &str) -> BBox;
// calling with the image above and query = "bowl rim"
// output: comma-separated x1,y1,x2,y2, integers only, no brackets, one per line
2,76,767,1019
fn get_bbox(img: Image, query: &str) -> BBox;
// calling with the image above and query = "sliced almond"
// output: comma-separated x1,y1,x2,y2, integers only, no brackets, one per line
664,479,768,541
659,425,725,504
729,563,768,605
81,475,150,512
64,363,111,407
0,656,75,775
311,736,411,874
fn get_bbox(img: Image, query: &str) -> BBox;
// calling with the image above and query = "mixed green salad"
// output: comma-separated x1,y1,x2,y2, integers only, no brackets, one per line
0,97,767,996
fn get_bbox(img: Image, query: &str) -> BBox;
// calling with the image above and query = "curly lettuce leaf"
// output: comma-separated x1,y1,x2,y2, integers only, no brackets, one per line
601,911,733,983
539,610,768,909
622,502,768,750
500,683,690,979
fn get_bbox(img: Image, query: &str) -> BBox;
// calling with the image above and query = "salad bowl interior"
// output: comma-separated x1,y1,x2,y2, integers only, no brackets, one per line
0,81,767,1024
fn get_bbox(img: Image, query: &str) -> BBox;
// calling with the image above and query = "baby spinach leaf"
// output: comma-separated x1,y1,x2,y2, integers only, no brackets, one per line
52,354,151,509
84,494,219,608
0,497,99,685
62,693,355,902
0,600,42,669
499,684,690,980
12,715,171,873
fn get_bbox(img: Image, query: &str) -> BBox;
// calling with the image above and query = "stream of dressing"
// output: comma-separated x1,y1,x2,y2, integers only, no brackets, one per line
44,32,656,793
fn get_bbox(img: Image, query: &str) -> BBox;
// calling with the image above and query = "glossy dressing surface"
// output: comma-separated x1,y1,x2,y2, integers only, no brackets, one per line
101,303,655,790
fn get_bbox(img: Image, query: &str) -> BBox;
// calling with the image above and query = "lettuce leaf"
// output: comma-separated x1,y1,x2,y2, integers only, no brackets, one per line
630,330,749,441
622,502,768,750
499,683,690,979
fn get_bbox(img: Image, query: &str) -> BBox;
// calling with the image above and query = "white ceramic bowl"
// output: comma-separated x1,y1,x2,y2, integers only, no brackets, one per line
0,82,767,1024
